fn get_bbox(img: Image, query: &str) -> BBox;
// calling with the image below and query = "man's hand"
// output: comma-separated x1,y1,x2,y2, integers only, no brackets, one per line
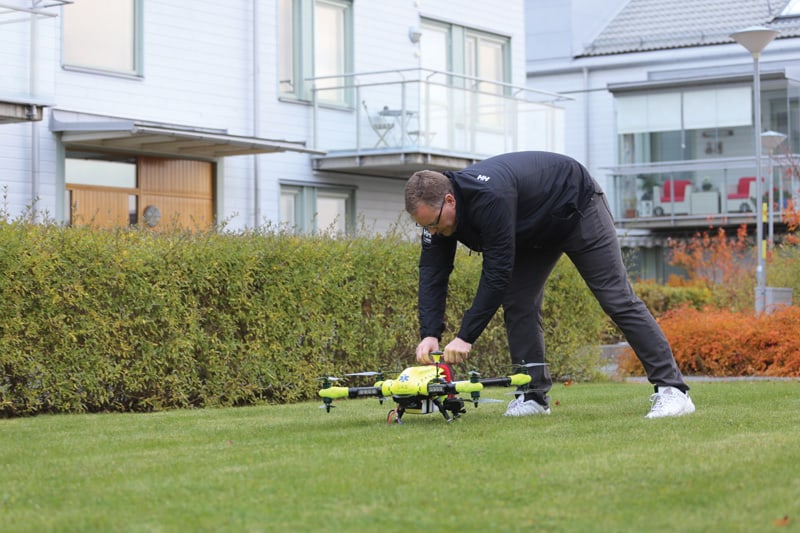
415,337,440,364
443,337,471,364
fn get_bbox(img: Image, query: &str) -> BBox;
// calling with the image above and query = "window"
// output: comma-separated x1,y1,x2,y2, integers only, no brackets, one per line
615,87,753,164
420,20,509,86
280,184,354,235
62,0,141,75
420,20,510,129
278,0,353,104
66,158,138,227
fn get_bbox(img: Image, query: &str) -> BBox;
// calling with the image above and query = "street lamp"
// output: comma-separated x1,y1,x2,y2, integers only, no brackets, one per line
761,130,787,249
731,26,780,314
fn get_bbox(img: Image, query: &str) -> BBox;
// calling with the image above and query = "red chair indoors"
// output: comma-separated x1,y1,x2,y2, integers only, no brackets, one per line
653,179,693,215
727,177,756,212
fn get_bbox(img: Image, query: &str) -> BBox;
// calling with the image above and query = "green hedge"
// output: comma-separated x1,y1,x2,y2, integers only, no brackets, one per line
0,220,606,416
630,281,714,318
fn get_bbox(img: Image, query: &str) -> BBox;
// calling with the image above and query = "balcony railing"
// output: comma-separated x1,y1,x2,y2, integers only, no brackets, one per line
607,154,800,229
309,68,569,158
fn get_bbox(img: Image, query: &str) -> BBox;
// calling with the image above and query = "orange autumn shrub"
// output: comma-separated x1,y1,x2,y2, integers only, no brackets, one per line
616,305,800,378
667,224,755,311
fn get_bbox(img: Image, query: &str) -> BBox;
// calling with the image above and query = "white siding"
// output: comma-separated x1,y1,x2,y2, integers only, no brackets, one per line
1,0,532,233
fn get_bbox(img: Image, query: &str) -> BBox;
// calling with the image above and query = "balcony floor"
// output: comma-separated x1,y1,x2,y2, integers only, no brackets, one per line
312,148,483,180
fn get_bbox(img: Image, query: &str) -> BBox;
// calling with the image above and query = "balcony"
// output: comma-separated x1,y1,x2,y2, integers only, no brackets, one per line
608,155,800,232
0,1,71,124
309,68,569,179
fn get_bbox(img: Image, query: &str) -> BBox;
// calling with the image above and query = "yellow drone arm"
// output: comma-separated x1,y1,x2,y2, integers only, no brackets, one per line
508,373,532,387
318,387,350,400
453,381,483,394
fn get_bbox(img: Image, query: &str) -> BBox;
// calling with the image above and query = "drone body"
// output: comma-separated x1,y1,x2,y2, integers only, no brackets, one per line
318,354,540,424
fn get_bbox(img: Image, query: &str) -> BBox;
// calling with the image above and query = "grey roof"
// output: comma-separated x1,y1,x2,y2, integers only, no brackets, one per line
580,0,800,57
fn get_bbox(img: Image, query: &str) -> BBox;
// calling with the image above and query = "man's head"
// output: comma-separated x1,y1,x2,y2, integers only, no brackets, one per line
405,170,457,236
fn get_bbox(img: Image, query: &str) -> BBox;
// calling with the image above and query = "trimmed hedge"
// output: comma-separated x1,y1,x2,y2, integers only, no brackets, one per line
0,221,606,416
630,281,714,318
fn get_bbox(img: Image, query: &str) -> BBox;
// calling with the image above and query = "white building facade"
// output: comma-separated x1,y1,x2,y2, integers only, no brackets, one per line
526,0,800,280
1,0,566,236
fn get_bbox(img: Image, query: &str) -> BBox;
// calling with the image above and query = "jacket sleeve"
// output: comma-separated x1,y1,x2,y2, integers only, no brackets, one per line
417,229,457,340
457,193,516,344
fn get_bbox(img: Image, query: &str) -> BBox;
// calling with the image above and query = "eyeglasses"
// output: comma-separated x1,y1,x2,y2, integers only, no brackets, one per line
416,198,446,230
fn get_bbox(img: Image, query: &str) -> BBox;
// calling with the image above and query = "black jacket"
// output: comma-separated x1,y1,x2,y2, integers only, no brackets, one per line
418,151,597,343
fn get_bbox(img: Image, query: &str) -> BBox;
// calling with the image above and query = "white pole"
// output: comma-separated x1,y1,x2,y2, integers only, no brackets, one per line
753,53,766,314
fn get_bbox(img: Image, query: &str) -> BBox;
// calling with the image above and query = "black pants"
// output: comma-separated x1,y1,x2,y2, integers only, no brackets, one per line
502,189,688,407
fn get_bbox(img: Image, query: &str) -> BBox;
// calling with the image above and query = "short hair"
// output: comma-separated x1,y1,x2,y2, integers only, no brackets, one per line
404,170,453,214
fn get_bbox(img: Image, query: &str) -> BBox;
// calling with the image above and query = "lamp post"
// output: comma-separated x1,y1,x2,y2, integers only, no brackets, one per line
761,130,787,249
731,26,779,314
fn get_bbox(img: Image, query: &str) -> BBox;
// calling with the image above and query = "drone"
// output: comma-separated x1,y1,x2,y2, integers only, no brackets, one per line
318,352,546,424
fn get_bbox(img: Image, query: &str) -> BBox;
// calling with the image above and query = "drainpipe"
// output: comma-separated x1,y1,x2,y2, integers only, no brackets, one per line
30,12,40,222
582,66,590,168
252,0,261,227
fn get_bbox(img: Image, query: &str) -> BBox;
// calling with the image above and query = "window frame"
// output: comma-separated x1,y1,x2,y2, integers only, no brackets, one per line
420,18,511,89
62,0,143,77
280,183,356,236
278,0,353,105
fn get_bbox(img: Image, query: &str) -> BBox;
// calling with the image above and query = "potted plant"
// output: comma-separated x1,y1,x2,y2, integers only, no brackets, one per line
638,174,659,201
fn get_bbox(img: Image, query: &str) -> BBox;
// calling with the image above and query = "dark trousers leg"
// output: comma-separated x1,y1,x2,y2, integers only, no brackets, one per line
563,191,688,392
502,247,562,407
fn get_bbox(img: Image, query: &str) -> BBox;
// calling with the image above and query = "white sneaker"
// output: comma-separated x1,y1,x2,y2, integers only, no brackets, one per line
504,397,551,417
645,386,696,418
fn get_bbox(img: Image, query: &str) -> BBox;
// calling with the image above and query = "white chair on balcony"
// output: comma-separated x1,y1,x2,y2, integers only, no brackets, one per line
363,101,395,148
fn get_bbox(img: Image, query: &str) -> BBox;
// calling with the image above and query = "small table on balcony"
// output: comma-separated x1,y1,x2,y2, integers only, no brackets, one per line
378,107,420,144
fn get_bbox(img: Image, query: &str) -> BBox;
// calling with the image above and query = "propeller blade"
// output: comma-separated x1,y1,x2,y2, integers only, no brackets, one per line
515,362,548,368
506,387,550,396
345,371,380,377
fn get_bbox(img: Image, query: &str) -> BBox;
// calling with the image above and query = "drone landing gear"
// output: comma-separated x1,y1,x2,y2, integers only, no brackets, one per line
387,407,403,425
440,397,466,422
387,397,466,425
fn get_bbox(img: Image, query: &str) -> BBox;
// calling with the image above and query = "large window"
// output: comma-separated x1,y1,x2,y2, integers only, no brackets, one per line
420,20,510,130
278,0,352,105
280,184,354,235
420,20,509,87
616,86,755,169
611,80,800,221
62,0,141,75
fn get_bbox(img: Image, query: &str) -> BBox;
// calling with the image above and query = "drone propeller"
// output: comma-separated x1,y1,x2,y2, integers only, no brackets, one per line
343,370,389,404
472,398,505,404
506,386,551,395
317,376,342,412
513,362,549,369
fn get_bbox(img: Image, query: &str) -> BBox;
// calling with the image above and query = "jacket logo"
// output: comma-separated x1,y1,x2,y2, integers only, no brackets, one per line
476,174,491,182
422,227,432,245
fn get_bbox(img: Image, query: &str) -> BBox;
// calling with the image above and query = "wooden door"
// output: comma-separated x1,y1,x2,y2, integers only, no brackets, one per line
137,157,214,232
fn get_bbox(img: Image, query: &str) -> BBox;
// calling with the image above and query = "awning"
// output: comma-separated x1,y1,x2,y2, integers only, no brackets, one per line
50,110,324,159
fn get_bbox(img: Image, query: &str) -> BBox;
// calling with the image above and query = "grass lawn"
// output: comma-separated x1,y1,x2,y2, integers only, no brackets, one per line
1,381,798,532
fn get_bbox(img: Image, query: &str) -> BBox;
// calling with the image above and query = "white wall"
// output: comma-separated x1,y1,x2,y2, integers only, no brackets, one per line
0,0,532,234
